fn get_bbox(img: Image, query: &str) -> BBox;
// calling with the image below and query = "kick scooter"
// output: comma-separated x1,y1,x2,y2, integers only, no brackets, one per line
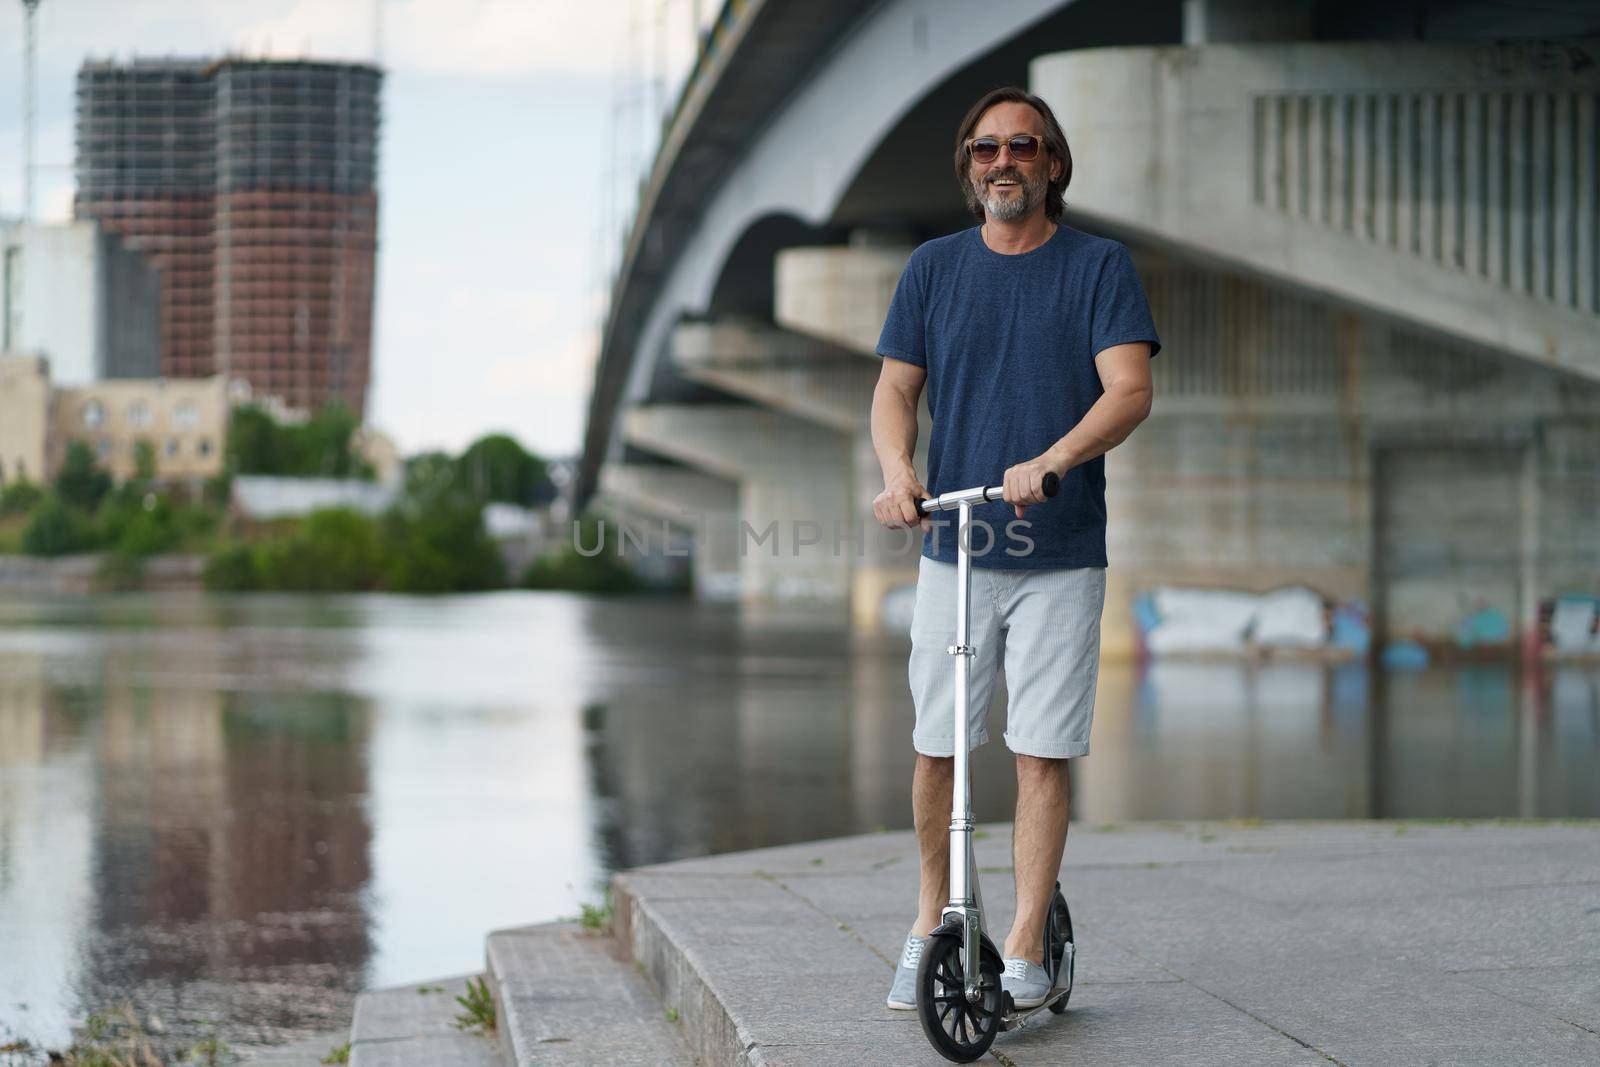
912,472,1076,1063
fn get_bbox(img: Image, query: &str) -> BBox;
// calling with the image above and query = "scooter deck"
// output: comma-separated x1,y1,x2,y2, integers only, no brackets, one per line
998,986,1071,1032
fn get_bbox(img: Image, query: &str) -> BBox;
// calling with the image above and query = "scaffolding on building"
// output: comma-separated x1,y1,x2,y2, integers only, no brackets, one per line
74,57,382,417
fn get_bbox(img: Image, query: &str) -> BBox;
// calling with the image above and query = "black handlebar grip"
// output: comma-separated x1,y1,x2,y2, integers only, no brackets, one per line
1042,471,1060,498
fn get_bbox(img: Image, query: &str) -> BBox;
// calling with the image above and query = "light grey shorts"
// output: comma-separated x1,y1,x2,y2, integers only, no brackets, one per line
908,555,1107,759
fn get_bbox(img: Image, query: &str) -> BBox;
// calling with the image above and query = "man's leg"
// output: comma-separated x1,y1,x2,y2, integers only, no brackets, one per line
1002,753,1070,963
911,752,953,936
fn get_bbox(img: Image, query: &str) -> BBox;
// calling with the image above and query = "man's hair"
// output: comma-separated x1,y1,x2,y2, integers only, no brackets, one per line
953,86,1073,223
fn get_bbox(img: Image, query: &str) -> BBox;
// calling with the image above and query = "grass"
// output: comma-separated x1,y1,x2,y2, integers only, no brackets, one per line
579,888,614,931
664,1008,679,1023
320,1042,350,1064
0,516,26,554
453,976,497,1034
0,1003,234,1066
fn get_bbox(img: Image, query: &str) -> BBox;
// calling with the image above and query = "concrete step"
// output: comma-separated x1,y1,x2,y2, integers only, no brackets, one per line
236,1027,352,1066
485,921,698,1066
348,974,505,1067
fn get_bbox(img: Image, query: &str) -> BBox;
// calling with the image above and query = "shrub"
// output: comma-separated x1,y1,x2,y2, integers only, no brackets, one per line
522,549,643,593
204,542,261,591
0,479,44,518
522,514,644,594
116,505,181,557
257,508,386,592
383,499,504,593
22,498,88,556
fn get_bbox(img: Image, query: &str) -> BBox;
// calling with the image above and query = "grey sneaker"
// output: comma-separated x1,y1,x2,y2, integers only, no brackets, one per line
886,934,927,1010
1001,957,1051,1010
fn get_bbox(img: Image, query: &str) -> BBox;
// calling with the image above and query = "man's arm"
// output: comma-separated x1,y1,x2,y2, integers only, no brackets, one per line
1001,341,1154,517
870,357,933,532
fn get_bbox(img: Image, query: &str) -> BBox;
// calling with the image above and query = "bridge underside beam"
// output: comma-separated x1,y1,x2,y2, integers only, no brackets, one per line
1034,41,1600,382
670,318,877,433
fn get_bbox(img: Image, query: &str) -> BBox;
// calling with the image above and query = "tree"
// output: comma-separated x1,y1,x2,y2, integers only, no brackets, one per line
455,434,552,506
227,405,289,475
301,404,371,478
54,441,112,512
402,451,457,503
133,439,157,484
225,403,374,479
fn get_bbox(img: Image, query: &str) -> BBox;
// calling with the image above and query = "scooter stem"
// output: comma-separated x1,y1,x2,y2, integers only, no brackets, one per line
949,498,974,903
947,498,984,1000
917,474,1058,1002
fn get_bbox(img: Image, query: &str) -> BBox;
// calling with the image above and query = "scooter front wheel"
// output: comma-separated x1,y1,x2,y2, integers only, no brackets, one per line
915,931,1003,1063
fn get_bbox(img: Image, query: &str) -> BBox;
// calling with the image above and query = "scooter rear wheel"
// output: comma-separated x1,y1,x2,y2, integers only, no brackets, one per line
1045,887,1074,1014
915,931,1003,1063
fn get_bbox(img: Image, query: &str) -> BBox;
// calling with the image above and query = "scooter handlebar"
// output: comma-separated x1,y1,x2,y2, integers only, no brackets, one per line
916,471,1059,515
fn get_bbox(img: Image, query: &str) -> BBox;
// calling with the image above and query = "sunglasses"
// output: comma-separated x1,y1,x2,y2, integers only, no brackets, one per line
966,134,1041,164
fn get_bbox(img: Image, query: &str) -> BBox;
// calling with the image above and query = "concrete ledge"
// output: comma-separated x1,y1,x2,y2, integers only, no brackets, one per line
611,821,1600,1065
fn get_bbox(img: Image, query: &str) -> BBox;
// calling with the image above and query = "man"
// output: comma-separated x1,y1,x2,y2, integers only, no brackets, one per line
870,86,1160,1011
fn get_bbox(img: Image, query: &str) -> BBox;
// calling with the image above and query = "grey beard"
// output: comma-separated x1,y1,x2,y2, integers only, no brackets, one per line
976,174,1044,221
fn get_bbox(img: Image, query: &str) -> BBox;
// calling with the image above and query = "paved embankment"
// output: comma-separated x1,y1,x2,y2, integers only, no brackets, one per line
607,821,1599,1066
340,820,1599,1065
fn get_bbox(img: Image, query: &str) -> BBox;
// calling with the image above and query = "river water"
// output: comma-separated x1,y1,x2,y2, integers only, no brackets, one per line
0,591,1596,1052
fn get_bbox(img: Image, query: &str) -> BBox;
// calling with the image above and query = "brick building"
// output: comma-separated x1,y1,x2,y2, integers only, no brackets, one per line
75,58,382,416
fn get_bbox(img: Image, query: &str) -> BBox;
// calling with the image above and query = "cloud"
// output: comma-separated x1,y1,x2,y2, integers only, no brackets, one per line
484,326,597,394
17,0,638,76
369,278,600,458
236,0,637,77
40,185,74,224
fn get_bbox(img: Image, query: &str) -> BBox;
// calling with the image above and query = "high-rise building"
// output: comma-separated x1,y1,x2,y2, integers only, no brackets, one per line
75,58,382,416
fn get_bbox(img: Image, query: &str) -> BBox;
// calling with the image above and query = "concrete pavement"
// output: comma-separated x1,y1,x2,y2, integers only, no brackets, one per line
610,820,1600,1066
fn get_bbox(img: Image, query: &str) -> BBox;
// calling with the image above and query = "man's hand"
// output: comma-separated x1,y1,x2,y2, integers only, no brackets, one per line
873,471,933,533
1001,456,1061,519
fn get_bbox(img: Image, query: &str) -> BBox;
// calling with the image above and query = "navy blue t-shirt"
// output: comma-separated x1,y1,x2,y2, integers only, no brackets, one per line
877,224,1161,570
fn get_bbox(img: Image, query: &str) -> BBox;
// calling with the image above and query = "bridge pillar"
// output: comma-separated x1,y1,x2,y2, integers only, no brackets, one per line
623,404,854,608
775,236,913,353
669,315,930,627
598,462,740,601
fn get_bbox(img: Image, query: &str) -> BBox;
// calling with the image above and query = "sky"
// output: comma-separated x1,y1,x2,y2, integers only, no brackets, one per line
0,0,704,460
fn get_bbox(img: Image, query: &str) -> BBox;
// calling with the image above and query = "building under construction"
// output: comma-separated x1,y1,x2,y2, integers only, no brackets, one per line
75,57,382,417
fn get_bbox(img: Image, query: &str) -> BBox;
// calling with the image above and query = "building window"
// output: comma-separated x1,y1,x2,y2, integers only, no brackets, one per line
97,438,112,459
127,401,150,428
165,438,180,458
83,400,104,428
174,402,200,429
197,438,212,458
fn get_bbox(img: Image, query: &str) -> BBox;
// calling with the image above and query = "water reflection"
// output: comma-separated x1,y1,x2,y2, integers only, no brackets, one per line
0,593,1595,1052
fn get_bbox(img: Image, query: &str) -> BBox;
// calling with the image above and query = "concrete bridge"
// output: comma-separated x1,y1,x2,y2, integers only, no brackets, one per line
576,0,1600,653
